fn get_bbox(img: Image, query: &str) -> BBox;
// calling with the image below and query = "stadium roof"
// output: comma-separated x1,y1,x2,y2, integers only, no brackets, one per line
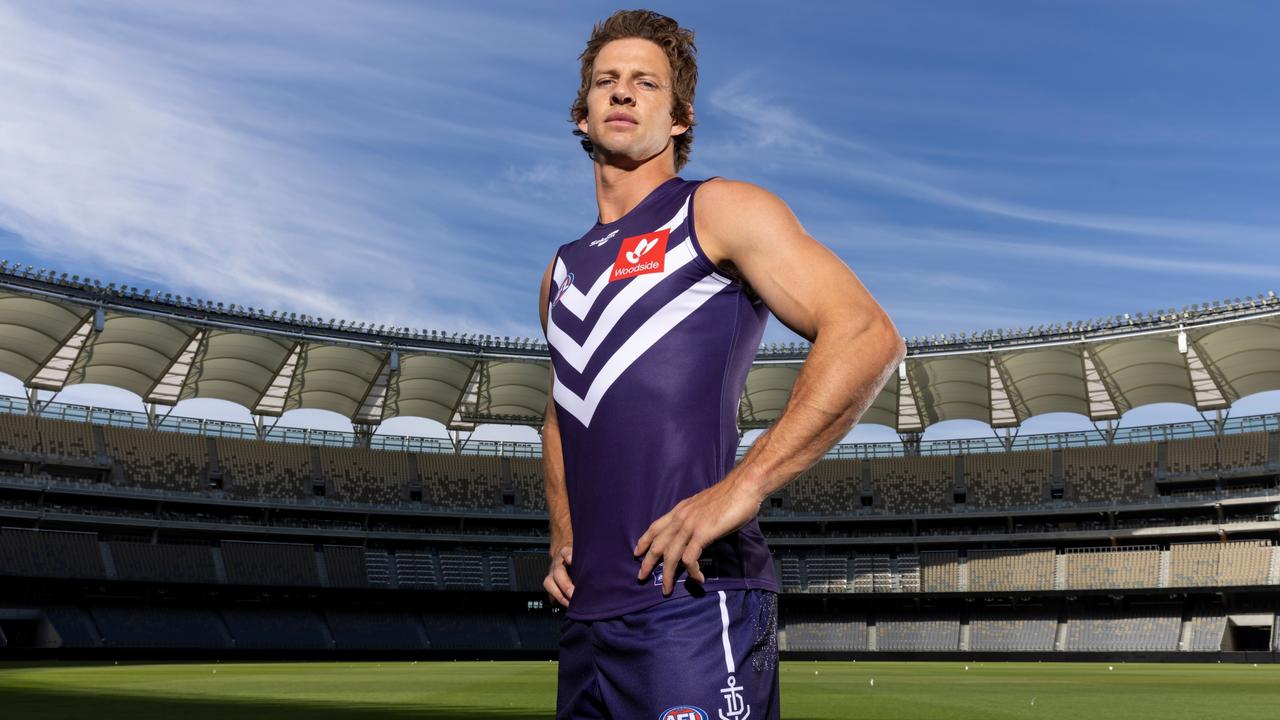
0,263,1277,437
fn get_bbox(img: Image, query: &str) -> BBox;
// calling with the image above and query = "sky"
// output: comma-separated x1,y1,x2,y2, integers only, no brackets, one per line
0,0,1277,444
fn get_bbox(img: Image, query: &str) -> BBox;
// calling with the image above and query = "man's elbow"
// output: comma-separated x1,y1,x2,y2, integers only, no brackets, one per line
832,312,904,364
876,316,908,373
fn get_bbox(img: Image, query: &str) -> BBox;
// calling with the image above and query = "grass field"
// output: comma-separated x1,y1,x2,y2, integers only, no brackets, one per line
1,659,1276,719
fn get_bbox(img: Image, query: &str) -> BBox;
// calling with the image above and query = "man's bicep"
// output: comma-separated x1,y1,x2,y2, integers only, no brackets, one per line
705,182,890,340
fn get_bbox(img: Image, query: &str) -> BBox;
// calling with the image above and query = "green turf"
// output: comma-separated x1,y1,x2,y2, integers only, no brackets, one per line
0,659,1276,719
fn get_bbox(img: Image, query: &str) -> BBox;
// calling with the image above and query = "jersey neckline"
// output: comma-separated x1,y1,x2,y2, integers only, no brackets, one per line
591,176,685,230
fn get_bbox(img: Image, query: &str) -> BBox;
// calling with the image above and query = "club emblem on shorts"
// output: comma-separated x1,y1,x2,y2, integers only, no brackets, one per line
551,272,574,308
610,228,670,282
719,675,751,720
659,706,708,720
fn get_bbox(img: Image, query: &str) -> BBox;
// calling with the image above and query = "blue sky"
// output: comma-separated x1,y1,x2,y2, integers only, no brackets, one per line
0,0,1277,443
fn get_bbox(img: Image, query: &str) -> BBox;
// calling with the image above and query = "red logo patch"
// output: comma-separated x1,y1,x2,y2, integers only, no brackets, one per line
609,229,669,283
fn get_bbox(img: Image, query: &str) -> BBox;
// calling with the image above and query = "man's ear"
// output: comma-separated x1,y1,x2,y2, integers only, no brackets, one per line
671,102,693,137
577,115,589,135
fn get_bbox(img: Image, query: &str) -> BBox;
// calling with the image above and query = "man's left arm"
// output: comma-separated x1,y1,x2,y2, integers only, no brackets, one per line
634,179,907,596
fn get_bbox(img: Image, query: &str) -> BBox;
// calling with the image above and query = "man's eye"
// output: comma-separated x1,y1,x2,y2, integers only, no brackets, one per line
639,81,657,89
596,78,614,86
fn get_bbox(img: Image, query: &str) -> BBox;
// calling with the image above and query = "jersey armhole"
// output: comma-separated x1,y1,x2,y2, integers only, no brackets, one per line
542,245,566,342
686,177,735,286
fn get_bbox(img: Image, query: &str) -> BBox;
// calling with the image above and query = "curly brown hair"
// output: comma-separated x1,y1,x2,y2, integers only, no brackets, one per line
570,9,698,171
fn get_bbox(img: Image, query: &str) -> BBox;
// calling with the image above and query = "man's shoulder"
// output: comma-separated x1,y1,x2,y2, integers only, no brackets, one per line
694,177,796,255
695,177,791,226
695,176,778,207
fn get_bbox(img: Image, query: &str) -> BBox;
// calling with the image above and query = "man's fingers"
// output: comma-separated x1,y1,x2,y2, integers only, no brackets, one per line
637,534,665,581
661,528,693,596
552,561,575,600
633,515,669,557
682,543,706,584
543,575,569,607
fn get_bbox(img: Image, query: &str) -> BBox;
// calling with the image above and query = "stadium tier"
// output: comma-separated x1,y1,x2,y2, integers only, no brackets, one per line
0,396,1277,658
0,268,1277,659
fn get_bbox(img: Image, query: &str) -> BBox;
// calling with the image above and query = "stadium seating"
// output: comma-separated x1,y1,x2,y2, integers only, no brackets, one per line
1063,546,1161,590
323,544,369,588
393,549,438,589
103,425,207,491
966,548,1055,592
222,607,331,649
919,550,960,592
804,554,850,593
91,605,229,649
217,436,312,500
0,527,104,579
510,458,545,511
1064,606,1180,651
514,611,560,650
1185,610,1226,651
1063,443,1154,503
40,604,101,647
876,608,960,651
782,610,868,651
512,551,548,592
420,453,502,509
325,608,426,649
1218,432,1269,471
38,418,97,460
108,540,218,584
786,459,860,512
968,606,1057,651
319,445,411,504
220,540,320,586
0,414,41,456
421,610,516,650
1165,435,1218,476
871,456,953,514
966,450,1049,509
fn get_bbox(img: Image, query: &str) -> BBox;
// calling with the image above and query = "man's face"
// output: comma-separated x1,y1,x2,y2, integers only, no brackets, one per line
578,37,689,167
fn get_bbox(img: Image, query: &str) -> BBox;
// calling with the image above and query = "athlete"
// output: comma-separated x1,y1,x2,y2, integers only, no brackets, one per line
538,10,906,719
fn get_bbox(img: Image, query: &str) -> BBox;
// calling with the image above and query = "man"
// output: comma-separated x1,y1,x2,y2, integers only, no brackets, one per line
539,10,905,719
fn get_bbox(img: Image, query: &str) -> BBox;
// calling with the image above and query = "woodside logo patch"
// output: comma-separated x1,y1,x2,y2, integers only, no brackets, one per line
610,229,669,283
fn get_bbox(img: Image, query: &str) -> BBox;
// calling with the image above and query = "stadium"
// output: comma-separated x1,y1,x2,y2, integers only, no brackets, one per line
0,262,1278,716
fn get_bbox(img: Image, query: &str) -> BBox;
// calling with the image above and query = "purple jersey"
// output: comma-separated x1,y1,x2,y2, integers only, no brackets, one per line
546,176,778,620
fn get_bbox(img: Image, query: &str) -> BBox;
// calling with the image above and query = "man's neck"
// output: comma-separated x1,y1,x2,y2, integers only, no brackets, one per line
592,158,677,225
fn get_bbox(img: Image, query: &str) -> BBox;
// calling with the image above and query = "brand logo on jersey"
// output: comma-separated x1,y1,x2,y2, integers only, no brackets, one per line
590,229,620,247
610,229,669,282
551,272,574,308
659,706,707,720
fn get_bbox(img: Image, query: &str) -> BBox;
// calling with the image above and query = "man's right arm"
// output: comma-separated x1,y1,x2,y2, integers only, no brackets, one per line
538,257,574,607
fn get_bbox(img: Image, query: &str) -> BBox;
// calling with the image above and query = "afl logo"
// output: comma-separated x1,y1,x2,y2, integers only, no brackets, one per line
551,272,574,308
659,706,707,720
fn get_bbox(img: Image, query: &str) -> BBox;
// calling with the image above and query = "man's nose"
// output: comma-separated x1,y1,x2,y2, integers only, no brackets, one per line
610,87,634,105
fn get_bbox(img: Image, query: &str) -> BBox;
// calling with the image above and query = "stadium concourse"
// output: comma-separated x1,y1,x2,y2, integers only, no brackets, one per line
0,264,1277,662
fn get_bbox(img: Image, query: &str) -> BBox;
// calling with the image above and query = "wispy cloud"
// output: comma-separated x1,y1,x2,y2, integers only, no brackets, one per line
0,1,584,337
704,72,1280,248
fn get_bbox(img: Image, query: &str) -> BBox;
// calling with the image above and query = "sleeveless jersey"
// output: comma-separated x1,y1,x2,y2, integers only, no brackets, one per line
545,176,778,620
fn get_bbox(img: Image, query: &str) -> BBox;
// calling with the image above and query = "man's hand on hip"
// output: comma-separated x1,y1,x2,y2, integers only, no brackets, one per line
633,474,764,597
544,544,574,607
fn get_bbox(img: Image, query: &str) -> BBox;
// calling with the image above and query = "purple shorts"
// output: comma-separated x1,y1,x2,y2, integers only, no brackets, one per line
557,589,780,720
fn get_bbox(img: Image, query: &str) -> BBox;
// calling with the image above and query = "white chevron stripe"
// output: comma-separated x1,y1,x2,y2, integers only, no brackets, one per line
553,272,730,427
547,238,697,373
552,196,691,320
